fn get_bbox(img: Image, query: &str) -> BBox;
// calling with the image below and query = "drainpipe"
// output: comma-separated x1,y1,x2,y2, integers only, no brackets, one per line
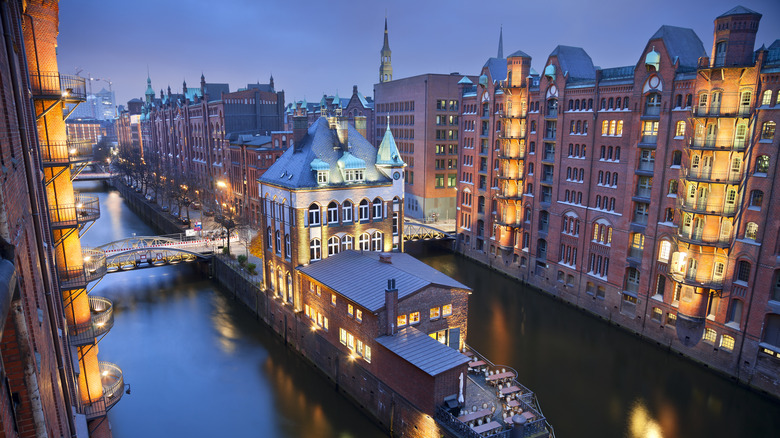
13,298,48,438
4,5,78,437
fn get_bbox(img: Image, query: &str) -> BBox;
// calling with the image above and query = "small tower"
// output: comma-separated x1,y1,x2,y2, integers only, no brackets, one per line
711,6,762,67
269,74,275,92
145,74,155,104
379,17,393,83
200,73,206,96
182,79,188,98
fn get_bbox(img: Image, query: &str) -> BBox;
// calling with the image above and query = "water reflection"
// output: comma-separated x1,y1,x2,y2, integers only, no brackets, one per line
407,243,780,438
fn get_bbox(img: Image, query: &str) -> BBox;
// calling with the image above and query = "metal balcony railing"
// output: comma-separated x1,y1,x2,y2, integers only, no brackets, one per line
637,161,655,172
83,362,124,420
691,106,752,118
682,168,744,184
29,72,86,101
634,187,652,198
640,134,658,145
628,247,644,260
678,198,738,216
643,106,661,117
39,140,94,166
677,230,731,247
669,271,726,290
68,296,114,346
49,194,100,228
690,138,747,151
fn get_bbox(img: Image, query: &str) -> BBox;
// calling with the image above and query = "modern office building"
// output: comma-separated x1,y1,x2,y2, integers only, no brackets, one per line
456,6,780,397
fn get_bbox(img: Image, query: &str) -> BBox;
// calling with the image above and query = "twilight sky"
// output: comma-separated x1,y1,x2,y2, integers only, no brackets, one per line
58,0,780,108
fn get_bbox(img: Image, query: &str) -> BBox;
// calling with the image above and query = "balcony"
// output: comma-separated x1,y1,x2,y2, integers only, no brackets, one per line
545,109,558,119
677,230,731,248
634,187,652,199
628,247,643,260
58,249,107,289
692,106,751,118
637,161,655,173
497,110,527,119
495,217,523,227
29,72,86,102
497,149,526,160
682,168,743,184
690,138,747,152
498,131,526,140
83,362,124,420
69,296,114,346
639,134,658,146
39,140,94,167
643,106,661,117
678,198,738,216
49,194,100,229
669,271,725,290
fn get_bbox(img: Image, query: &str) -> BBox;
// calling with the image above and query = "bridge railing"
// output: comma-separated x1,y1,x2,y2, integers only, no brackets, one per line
39,140,94,166
68,296,114,345
49,194,100,228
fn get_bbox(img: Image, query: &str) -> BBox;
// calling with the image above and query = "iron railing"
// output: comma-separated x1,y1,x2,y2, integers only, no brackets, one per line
677,230,731,247
68,296,114,345
669,271,726,289
82,361,124,420
49,194,100,228
682,168,744,184
691,106,751,118
690,138,747,151
29,72,86,101
58,248,106,289
39,140,94,166
678,198,738,216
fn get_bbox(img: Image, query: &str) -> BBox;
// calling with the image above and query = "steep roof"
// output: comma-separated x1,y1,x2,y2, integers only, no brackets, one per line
376,327,470,376
508,49,531,59
259,117,391,190
297,250,469,312
649,25,707,71
549,45,596,81
718,6,761,18
376,120,404,167
483,57,508,82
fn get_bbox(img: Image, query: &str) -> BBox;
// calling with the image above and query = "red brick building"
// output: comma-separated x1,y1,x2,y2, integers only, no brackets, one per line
285,85,375,144
456,6,780,398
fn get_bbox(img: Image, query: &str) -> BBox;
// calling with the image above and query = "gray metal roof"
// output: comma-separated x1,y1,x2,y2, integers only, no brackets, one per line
508,49,531,59
297,250,469,312
649,25,706,72
483,57,508,82
259,117,392,190
549,45,596,81
376,326,470,376
718,6,761,18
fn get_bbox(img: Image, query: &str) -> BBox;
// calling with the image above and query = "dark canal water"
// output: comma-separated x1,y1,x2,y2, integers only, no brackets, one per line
77,182,780,437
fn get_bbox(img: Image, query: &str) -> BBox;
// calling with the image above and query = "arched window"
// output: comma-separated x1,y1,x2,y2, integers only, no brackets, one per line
275,231,281,254
756,155,770,174
658,240,671,262
761,90,772,106
612,173,618,186
358,233,370,250
608,97,614,110
327,202,339,224
308,203,321,226
342,235,354,251
675,121,686,137
675,94,682,108
342,200,353,223
588,99,593,110
328,236,341,255
266,227,273,249
735,260,751,283
359,199,370,221
623,97,629,109
372,198,383,219
285,234,291,258
310,239,321,261
371,232,383,251
745,222,758,240
268,263,275,290
277,269,284,297
286,273,293,304
761,121,776,140
668,180,678,195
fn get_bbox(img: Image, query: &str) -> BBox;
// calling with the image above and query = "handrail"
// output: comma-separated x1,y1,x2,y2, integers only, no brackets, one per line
678,198,738,216
691,106,751,118
68,296,114,345
49,194,100,228
682,168,744,184
29,72,86,100
82,361,124,419
690,138,747,151
39,140,94,165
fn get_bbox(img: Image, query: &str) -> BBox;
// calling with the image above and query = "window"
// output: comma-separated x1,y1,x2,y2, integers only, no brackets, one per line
761,90,772,106
761,121,776,140
749,190,763,208
331,293,337,306
443,304,452,317
342,235,353,251
371,232,383,251
409,311,420,324
735,260,751,283
774,271,780,302
397,314,407,327
359,199,370,220
658,241,671,262
703,328,717,344
358,233,370,250
327,202,339,224
342,200,353,223
745,222,758,240
309,238,321,261
372,198,383,219
727,299,743,326
668,180,678,195
328,236,340,255
756,155,770,174
675,121,685,137
356,309,362,322
652,307,663,322
285,234,291,258
720,335,735,352
764,314,780,349
308,203,321,226
671,151,682,166
275,231,281,254
347,304,354,318
430,307,441,320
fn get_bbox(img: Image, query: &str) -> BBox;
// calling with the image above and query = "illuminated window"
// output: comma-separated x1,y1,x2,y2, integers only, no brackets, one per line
342,200,353,222
720,335,735,352
371,232,383,251
327,236,340,255
331,294,337,306
430,329,447,345
308,203,320,226
666,313,677,327
364,345,372,363
443,304,453,317
651,307,663,322
397,314,407,327
339,328,347,345
359,199,370,221
762,121,776,140
327,202,339,224
356,309,362,323
342,235,353,251
347,304,354,317
409,312,420,324
703,327,717,344
658,241,671,262
309,238,321,261
745,222,758,240
347,332,355,350
675,121,685,137
359,233,370,250
430,307,441,320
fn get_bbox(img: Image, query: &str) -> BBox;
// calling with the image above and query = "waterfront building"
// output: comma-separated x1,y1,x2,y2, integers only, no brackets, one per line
456,5,780,397
254,107,405,312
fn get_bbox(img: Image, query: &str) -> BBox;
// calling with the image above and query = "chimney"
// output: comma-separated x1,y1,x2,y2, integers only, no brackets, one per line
385,278,398,336
379,253,392,264
336,117,349,145
292,114,308,146
354,116,367,139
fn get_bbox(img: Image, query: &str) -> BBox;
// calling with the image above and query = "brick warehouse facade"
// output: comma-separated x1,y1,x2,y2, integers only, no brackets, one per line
1,1,117,436
456,6,780,398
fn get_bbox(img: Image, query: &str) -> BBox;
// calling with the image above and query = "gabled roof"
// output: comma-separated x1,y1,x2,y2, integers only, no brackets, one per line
376,120,404,167
718,6,761,18
483,57,507,82
649,25,706,71
376,327,470,376
259,117,391,189
508,49,531,59
549,45,595,81
247,82,275,93
297,251,469,312
204,83,230,100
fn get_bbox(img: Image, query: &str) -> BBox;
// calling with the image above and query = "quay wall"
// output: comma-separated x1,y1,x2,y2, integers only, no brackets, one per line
453,242,780,400
112,181,184,235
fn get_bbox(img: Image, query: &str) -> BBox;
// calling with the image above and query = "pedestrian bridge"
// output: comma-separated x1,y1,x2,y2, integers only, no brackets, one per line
96,233,238,272
402,221,453,241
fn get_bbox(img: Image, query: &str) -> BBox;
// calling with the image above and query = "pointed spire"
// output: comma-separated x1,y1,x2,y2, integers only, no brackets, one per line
382,17,390,51
498,25,504,59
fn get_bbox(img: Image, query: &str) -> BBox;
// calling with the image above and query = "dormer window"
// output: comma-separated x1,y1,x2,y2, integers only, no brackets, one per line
310,158,330,186
337,151,366,184
344,169,364,183
317,170,328,184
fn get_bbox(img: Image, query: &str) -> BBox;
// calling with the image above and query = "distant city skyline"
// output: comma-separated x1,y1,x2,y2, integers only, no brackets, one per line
59,0,779,108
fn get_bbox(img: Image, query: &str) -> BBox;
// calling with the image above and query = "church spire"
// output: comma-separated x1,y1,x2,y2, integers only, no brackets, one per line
379,16,393,83
498,25,504,58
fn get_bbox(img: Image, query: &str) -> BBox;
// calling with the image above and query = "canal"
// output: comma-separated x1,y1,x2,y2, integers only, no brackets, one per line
78,181,780,437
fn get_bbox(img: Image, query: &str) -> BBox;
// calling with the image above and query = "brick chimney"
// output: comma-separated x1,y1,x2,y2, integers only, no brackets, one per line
384,278,398,336
354,116,367,139
292,114,308,146
336,117,349,145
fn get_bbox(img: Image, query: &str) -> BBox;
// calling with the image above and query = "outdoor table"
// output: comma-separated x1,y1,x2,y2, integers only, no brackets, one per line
457,408,492,424
472,421,501,435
